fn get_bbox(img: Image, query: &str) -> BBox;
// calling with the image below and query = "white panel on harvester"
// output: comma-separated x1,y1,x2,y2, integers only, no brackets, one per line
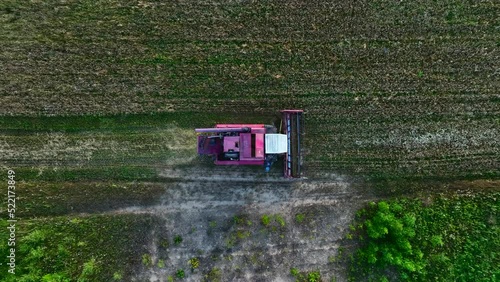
264,134,288,154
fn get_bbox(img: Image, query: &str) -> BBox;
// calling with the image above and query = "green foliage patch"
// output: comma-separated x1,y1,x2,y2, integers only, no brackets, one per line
260,214,287,232
188,257,200,270
0,215,155,281
142,254,153,267
295,213,306,224
176,269,185,279
225,214,253,248
290,267,322,282
350,192,499,281
174,235,183,245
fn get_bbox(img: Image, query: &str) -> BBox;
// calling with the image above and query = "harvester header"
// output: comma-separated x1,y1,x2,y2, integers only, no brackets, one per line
195,110,304,178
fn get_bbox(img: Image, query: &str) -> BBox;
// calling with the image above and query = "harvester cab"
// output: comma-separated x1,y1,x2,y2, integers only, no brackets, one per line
195,110,304,178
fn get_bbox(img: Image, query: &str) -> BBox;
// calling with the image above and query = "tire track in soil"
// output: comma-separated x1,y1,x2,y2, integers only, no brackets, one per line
103,166,375,282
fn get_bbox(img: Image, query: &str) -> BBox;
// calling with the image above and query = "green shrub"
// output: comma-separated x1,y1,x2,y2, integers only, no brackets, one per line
275,215,286,227
261,214,270,226
307,271,321,282
359,201,423,274
112,271,123,281
176,269,185,279
290,268,321,282
141,254,152,267
350,193,499,281
261,214,286,230
174,235,183,245
188,257,200,269
157,259,165,268
295,213,305,224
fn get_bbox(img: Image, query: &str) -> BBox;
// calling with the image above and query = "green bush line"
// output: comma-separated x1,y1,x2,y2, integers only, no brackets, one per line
349,192,499,281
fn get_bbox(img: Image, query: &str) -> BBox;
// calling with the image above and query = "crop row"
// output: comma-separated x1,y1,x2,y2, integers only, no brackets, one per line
1,0,498,116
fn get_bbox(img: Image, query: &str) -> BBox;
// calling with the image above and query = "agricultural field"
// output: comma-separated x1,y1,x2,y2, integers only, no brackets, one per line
0,0,498,281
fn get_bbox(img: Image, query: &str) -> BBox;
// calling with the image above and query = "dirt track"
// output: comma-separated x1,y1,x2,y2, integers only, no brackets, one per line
103,165,374,281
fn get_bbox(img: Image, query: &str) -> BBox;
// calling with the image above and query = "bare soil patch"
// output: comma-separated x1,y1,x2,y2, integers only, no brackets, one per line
105,166,374,282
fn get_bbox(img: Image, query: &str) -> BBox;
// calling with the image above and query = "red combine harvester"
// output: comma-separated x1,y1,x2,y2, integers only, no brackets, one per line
195,110,304,178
